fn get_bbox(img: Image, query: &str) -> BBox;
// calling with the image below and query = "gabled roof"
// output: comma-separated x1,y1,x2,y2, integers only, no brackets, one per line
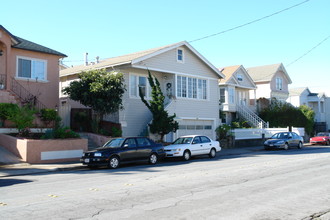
246,63,292,84
60,41,224,78
0,25,67,57
219,65,256,89
220,65,241,82
289,87,310,96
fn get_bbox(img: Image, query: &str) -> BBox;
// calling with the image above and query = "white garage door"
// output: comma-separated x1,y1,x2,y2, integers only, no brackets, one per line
176,119,214,139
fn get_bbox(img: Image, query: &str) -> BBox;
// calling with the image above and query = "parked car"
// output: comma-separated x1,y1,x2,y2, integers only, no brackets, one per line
80,137,165,169
264,132,304,150
310,132,330,145
164,135,221,160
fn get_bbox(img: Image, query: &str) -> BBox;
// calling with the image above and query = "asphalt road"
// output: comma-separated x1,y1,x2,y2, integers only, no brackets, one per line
1,146,330,220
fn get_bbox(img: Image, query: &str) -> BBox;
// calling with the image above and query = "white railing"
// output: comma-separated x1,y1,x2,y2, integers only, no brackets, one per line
233,127,305,140
236,104,269,128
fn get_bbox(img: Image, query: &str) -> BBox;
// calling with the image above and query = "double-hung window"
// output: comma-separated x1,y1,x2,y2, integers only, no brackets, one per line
17,57,47,80
130,74,149,98
276,77,283,90
177,49,184,63
177,75,207,100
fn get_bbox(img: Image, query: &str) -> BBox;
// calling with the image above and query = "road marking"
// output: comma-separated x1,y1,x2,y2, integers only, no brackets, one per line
48,194,58,198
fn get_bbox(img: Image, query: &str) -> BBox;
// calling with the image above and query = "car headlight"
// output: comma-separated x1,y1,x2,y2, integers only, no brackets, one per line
323,138,326,141
94,152,102,157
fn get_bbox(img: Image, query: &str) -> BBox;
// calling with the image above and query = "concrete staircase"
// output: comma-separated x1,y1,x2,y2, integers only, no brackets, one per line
0,90,19,104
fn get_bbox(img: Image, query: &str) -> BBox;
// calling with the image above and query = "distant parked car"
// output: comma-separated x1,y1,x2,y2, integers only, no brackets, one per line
310,132,330,145
164,135,221,160
264,132,304,150
81,137,165,169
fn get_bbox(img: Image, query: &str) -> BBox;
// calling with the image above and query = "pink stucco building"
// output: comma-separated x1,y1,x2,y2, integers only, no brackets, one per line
0,25,66,111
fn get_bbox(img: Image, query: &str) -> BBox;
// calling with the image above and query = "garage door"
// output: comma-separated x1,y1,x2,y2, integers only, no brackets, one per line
176,119,214,139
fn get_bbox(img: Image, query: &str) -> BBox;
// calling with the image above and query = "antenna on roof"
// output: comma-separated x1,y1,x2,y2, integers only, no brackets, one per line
84,52,88,66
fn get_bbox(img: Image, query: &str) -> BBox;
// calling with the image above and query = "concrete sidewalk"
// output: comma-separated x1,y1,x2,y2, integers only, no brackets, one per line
0,146,264,178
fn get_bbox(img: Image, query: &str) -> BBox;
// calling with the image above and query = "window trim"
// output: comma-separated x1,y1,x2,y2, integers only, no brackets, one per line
276,77,283,90
16,56,48,81
176,75,208,100
129,73,151,99
177,48,184,63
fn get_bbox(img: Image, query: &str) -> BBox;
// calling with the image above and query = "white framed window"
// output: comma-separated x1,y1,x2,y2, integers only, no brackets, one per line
129,74,150,98
17,56,47,81
220,88,226,103
177,49,184,63
177,75,207,100
237,74,243,81
228,87,235,104
276,77,283,90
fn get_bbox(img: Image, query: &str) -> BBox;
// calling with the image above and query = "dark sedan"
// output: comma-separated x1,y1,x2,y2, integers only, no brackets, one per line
264,132,304,150
81,137,165,169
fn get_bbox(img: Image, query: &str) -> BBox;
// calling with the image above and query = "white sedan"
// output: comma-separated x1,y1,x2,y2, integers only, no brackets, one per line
164,135,221,161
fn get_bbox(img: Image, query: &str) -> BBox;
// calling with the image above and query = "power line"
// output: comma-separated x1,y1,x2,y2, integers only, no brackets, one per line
189,0,311,43
287,35,330,67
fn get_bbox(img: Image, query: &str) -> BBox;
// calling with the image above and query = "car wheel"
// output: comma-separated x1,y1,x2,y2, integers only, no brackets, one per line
108,156,120,169
327,140,330,146
183,150,191,161
298,142,303,149
284,143,289,150
209,148,216,158
149,153,158,165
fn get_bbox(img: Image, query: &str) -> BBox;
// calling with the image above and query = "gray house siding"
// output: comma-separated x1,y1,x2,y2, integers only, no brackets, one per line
140,46,217,78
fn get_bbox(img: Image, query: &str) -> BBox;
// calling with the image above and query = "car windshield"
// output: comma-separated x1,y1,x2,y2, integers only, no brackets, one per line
316,132,328,137
103,138,125,148
173,137,193,145
271,133,288,139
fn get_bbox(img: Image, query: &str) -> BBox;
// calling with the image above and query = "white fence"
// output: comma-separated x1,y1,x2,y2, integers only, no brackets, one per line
233,127,305,140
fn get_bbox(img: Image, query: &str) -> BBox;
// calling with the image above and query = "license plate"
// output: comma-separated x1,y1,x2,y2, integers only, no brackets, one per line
84,159,90,163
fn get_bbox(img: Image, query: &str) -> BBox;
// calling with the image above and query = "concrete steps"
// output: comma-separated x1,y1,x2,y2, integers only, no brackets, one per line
0,90,19,104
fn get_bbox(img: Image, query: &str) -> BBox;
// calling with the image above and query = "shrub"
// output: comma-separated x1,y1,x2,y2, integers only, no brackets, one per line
40,108,57,127
7,105,36,136
0,103,19,121
41,126,80,139
111,126,122,137
215,124,231,140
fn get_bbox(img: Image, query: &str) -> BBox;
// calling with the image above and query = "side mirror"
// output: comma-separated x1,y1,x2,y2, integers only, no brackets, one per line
123,144,129,148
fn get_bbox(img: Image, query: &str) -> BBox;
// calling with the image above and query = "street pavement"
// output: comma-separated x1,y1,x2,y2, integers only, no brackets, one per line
0,146,266,178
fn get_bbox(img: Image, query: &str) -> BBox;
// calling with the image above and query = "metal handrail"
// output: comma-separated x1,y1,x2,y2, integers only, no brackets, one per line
10,77,47,111
237,104,269,128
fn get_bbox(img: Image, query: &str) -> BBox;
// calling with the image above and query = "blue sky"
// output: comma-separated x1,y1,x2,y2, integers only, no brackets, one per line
1,0,329,93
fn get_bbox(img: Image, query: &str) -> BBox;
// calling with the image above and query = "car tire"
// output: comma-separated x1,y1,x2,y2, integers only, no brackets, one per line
183,150,191,161
209,148,216,158
284,143,289,150
298,142,303,149
108,156,120,169
327,140,330,146
149,153,158,165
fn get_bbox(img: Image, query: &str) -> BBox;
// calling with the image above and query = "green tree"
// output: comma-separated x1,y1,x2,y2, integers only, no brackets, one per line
299,105,315,135
139,70,178,142
259,99,314,134
62,69,126,133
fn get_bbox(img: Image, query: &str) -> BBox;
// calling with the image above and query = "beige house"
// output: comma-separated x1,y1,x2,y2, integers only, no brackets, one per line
60,41,224,141
247,63,292,102
218,65,267,128
0,25,66,111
